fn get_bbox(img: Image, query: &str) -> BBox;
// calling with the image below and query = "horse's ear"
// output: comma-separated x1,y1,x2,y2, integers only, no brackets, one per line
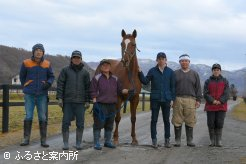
132,29,137,38
122,29,126,37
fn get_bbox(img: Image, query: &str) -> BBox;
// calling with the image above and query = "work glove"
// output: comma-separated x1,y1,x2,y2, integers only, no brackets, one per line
58,99,63,108
42,82,51,90
84,102,90,109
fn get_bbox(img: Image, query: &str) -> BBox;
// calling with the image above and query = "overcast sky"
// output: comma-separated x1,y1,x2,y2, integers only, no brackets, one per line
0,0,246,70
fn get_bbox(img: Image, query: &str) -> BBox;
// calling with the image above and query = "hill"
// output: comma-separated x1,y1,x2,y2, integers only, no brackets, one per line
1,45,245,96
0,45,95,85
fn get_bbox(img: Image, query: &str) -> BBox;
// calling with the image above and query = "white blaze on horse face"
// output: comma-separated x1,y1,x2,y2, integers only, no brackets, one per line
124,39,131,52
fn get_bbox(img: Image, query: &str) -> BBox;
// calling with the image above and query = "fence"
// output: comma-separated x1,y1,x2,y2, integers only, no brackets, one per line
0,84,150,133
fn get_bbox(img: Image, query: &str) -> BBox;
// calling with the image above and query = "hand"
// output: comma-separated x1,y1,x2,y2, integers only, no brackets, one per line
195,101,200,108
58,99,63,108
170,101,173,108
213,100,217,105
122,89,128,94
84,102,90,109
42,82,51,90
213,100,221,105
138,67,142,72
92,98,97,103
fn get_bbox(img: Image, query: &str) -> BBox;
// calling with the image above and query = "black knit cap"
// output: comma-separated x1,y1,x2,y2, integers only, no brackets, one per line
32,43,45,54
212,63,221,70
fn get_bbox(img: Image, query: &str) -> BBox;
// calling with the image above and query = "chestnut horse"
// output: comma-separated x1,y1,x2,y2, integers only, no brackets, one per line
95,29,142,145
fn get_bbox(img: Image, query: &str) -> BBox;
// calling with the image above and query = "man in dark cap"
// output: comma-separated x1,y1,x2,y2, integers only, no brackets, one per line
138,52,176,148
19,43,54,147
90,59,129,150
203,63,229,147
56,50,90,150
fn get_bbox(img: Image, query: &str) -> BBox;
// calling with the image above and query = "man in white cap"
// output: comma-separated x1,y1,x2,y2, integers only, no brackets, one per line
171,54,202,147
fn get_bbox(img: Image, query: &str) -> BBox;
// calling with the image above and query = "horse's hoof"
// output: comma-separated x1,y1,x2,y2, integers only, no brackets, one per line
114,140,119,146
131,140,138,145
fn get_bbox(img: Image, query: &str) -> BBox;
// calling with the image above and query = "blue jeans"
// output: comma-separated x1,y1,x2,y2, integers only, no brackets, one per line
62,103,85,131
24,94,48,121
151,101,171,139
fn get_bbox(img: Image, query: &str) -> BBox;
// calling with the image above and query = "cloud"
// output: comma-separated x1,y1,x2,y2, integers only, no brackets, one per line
0,0,245,71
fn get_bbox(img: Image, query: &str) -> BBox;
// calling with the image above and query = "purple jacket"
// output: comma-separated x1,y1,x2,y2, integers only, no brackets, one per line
90,73,122,104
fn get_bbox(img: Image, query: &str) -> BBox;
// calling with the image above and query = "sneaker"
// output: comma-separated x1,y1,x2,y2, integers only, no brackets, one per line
152,139,158,148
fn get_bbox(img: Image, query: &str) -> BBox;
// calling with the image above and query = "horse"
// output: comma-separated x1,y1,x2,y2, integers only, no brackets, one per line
94,29,142,145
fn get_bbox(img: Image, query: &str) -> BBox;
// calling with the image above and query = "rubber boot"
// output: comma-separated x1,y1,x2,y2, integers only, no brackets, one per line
165,138,171,148
208,128,215,147
62,130,69,150
20,120,32,146
174,126,182,147
39,121,49,148
75,128,83,150
94,129,102,150
215,128,223,147
185,125,195,147
104,131,116,148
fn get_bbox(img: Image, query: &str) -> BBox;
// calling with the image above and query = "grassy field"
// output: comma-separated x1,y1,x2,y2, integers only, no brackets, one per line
231,99,246,164
0,100,150,149
231,99,246,121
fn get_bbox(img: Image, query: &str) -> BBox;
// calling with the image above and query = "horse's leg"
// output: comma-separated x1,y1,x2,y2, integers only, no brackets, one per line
113,99,122,145
130,95,139,145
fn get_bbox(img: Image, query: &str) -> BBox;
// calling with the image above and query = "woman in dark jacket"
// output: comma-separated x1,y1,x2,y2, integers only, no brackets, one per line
203,63,229,147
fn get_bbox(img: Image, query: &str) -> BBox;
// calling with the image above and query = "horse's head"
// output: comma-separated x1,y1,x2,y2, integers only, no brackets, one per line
121,29,137,67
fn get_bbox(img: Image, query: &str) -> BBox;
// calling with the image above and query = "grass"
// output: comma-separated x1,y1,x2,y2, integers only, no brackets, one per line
231,98,246,122
240,157,246,164
231,99,246,164
0,100,150,149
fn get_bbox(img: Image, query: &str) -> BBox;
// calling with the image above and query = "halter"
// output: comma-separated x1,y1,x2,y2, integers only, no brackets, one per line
120,39,140,67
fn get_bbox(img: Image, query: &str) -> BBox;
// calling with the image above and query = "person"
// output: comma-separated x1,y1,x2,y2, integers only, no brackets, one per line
138,52,175,148
19,43,54,147
203,63,229,147
90,59,128,150
230,84,238,101
171,54,202,147
56,50,90,150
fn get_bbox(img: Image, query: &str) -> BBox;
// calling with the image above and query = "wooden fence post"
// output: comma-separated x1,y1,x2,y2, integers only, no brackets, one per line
142,93,145,111
2,84,9,133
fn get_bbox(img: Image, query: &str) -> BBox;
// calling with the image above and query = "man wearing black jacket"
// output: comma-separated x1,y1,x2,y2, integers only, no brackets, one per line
56,50,90,150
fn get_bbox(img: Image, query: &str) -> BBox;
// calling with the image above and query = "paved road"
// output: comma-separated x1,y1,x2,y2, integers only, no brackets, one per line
1,100,246,164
